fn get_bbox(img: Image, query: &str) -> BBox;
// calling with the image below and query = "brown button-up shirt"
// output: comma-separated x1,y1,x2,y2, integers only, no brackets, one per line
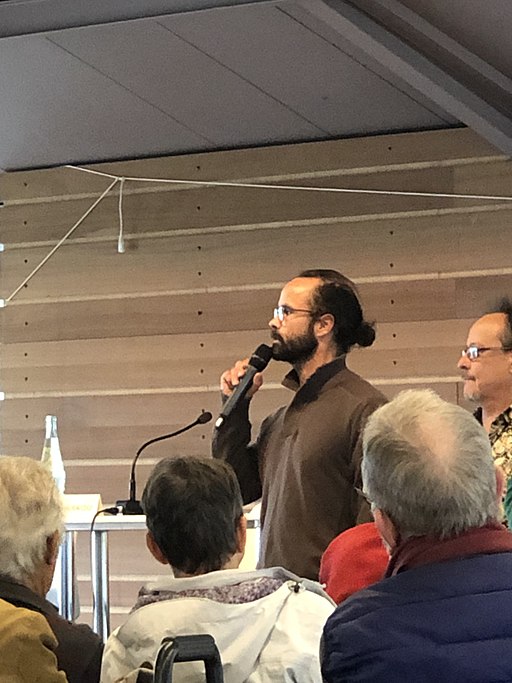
213,357,387,580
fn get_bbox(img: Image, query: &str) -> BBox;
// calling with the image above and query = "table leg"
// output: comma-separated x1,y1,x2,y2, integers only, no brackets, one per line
59,530,76,621
91,529,110,641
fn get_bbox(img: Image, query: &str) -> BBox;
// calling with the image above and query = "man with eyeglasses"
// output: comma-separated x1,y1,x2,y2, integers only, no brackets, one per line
458,299,512,517
212,269,386,580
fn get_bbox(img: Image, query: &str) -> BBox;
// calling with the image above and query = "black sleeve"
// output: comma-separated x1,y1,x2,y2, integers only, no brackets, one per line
48,615,104,683
211,396,262,504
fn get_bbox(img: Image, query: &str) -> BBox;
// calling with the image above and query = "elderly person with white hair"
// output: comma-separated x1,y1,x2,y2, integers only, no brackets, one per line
0,456,103,683
322,389,512,683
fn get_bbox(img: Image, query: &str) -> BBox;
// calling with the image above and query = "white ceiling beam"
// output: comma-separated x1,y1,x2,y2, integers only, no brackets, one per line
370,0,512,94
300,0,512,156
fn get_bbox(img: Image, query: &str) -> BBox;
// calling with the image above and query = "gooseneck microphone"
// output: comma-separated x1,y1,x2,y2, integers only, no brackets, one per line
117,411,213,515
215,344,273,429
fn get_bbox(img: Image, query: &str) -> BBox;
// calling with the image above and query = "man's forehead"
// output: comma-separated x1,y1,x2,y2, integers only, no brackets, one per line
280,277,320,302
468,313,507,342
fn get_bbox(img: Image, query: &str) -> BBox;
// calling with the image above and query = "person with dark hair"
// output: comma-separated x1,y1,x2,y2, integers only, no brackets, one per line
213,269,386,579
457,298,512,522
100,456,334,683
322,389,512,683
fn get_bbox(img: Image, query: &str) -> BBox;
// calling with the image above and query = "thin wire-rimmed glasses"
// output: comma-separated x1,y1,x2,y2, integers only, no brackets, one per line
461,344,512,361
273,304,313,322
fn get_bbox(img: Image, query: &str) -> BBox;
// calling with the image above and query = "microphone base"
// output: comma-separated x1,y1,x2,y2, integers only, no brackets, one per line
116,499,143,515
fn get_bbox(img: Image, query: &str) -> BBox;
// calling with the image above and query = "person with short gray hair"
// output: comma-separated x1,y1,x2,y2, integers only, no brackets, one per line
362,389,500,540
0,456,103,683
322,389,512,683
0,456,64,582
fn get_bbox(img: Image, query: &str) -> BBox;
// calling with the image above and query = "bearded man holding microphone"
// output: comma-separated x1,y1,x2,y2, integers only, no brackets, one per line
212,269,386,580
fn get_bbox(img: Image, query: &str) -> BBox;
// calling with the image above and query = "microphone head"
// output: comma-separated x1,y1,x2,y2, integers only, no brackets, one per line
197,411,213,425
250,344,273,372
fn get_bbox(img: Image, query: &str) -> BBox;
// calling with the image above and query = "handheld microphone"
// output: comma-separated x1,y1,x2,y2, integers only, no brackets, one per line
215,344,272,429
116,411,213,515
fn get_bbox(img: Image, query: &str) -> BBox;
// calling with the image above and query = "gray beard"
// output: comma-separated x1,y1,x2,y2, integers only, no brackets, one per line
463,386,481,403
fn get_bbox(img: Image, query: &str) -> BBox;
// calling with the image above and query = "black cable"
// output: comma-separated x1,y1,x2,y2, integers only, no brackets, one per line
89,506,121,535
128,412,212,505
89,506,121,625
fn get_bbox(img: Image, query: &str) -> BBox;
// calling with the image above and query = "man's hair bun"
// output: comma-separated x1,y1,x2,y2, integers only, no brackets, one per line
354,321,376,348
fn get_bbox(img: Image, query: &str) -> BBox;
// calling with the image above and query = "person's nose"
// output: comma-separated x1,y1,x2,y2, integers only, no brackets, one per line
269,313,281,329
458,353,470,370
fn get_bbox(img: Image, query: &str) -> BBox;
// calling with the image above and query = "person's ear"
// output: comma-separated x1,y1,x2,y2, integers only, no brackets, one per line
373,509,399,553
495,465,505,502
314,313,335,338
44,531,60,567
225,516,247,570
236,515,247,555
146,531,169,565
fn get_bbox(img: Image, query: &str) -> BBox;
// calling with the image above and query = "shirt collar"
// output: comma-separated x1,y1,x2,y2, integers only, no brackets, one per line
0,574,57,617
474,404,512,430
281,356,347,401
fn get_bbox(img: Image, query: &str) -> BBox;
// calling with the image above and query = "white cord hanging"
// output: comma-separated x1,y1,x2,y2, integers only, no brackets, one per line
117,177,126,254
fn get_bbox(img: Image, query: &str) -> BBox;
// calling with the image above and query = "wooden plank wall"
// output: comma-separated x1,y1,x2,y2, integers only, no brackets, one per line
1,127,512,628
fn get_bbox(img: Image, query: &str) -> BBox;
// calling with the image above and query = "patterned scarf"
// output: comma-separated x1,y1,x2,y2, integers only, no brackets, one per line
133,575,286,612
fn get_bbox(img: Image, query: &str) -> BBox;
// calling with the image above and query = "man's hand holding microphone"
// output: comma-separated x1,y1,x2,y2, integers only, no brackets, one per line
215,344,273,428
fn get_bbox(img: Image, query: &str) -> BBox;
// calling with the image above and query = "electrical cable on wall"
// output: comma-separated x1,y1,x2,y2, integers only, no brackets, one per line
66,164,512,203
3,163,512,305
4,177,119,304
